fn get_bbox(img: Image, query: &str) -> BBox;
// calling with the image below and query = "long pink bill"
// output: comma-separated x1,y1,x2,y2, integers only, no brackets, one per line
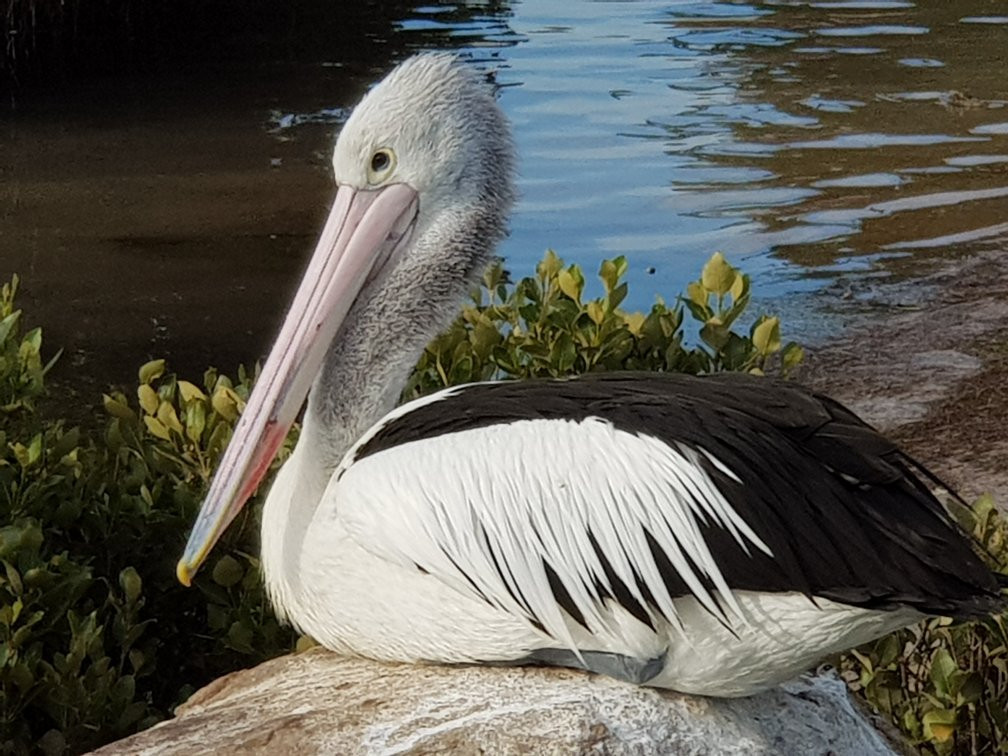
177,182,419,586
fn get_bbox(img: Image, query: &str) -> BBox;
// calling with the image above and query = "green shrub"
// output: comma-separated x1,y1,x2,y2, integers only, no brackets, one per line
0,283,296,753
0,276,58,416
404,250,802,398
841,494,1008,753
0,251,1004,754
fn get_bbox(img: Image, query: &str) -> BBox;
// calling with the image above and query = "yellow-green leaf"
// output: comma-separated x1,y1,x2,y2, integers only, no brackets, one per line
143,416,171,441
26,434,42,468
781,342,805,371
537,249,563,280
8,442,29,470
137,384,159,416
119,567,143,603
752,316,781,355
922,708,956,743
185,400,207,443
730,271,746,301
623,311,645,335
687,281,707,307
156,402,183,435
221,387,246,416
178,380,207,403
138,359,166,385
701,252,736,296
102,394,137,422
557,268,581,302
211,387,238,422
930,648,957,698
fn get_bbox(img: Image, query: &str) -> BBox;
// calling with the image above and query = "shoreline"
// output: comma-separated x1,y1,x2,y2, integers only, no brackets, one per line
799,247,1008,508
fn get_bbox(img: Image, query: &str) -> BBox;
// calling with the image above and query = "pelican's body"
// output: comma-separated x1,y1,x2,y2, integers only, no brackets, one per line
180,54,1006,698
262,375,932,696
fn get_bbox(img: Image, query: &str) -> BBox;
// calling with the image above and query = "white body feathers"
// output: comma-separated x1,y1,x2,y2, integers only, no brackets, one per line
261,385,918,697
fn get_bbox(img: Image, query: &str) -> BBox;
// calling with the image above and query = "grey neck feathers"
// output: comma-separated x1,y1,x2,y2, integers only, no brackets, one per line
303,201,504,474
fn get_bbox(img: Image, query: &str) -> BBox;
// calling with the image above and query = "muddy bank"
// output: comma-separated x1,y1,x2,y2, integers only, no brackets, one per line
799,248,1008,508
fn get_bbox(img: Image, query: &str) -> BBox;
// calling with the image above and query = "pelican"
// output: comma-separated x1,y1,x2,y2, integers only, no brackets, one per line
178,53,1005,697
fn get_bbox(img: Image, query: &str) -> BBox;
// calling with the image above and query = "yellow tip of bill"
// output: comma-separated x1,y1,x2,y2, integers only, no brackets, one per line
176,560,194,588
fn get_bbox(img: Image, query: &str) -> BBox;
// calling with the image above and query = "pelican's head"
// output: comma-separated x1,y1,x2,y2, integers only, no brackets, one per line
177,54,514,585
333,53,515,233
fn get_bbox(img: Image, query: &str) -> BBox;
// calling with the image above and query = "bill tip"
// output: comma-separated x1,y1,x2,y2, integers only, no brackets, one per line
176,560,194,587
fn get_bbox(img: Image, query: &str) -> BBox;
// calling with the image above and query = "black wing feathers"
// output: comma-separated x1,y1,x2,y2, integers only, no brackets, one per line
356,371,1005,619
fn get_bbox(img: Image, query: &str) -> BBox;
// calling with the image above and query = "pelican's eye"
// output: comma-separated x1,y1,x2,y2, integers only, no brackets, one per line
368,148,396,183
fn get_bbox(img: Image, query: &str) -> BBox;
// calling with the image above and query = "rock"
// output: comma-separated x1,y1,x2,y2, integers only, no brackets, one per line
91,649,901,755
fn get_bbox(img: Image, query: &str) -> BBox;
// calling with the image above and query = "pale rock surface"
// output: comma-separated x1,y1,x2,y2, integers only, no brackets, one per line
91,648,900,755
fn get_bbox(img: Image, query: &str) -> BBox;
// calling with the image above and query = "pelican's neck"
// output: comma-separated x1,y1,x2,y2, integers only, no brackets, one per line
261,204,502,621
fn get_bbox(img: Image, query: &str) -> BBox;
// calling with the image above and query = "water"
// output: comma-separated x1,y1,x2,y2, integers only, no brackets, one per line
2,0,1007,396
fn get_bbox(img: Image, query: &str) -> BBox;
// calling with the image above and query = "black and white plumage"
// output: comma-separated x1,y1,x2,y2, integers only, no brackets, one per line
345,372,1001,619
179,54,1006,697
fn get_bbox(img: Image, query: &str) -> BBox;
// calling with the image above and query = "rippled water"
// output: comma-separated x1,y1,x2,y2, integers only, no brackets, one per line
2,0,1007,391
472,0,1008,307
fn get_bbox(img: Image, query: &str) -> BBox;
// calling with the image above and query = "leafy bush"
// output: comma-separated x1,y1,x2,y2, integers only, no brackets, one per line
405,250,802,398
841,494,1008,753
0,251,1004,754
0,276,58,415
1,287,296,753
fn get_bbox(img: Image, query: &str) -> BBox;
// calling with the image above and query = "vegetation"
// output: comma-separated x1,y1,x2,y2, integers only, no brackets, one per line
840,495,1008,753
0,253,1004,754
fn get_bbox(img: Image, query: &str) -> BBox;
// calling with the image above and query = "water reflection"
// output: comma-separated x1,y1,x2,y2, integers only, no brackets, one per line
464,0,1008,319
449,0,999,322
2,0,1007,394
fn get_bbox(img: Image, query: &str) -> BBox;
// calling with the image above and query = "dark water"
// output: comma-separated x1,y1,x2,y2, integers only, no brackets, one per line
2,0,1007,398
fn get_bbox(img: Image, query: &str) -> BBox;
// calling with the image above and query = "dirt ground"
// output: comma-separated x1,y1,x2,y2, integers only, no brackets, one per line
798,248,1008,509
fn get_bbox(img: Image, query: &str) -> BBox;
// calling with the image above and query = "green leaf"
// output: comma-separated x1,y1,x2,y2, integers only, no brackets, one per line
212,555,244,588
119,567,143,604
957,671,983,705
700,252,736,295
4,561,23,596
143,416,171,441
137,384,159,416
536,249,563,281
901,708,920,738
0,310,22,346
103,393,138,422
185,400,207,444
686,281,707,308
922,708,957,743
931,648,958,699
556,267,583,303
177,380,207,403
26,432,43,468
138,358,166,385
607,282,628,311
156,402,183,435
227,619,254,654
876,633,901,668
781,342,804,373
700,319,730,351
751,316,781,355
